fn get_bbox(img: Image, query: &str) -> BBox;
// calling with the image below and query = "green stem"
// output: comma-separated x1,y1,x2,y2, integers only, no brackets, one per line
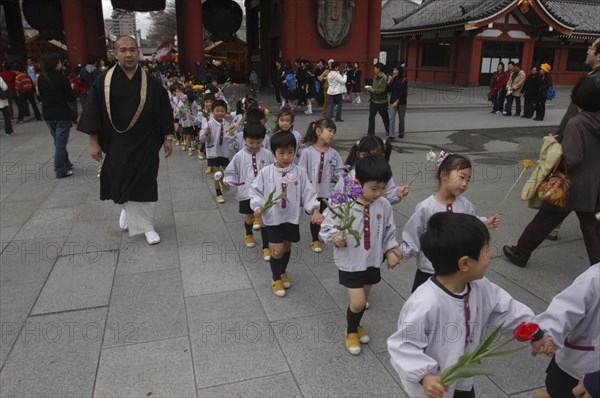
472,337,515,362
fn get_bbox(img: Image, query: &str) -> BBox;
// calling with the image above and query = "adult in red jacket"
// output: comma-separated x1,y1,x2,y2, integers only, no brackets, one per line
0,62,16,118
489,62,509,114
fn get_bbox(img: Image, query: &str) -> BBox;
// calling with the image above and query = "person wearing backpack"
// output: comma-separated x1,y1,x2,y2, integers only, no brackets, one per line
79,55,101,108
14,63,42,123
534,63,552,121
281,60,297,109
388,65,408,139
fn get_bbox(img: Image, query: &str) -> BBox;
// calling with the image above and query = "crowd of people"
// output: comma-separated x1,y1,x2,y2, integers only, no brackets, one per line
488,60,553,121
1,34,599,398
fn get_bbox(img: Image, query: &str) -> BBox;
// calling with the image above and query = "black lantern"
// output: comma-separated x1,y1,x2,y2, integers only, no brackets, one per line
22,0,64,40
111,0,166,12
202,0,243,42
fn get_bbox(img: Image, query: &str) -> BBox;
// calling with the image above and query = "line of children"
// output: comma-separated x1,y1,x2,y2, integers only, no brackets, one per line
222,122,274,261
388,212,550,398
249,131,323,297
194,92,215,160
298,119,343,252
199,99,236,203
320,155,402,355
398,153,500,293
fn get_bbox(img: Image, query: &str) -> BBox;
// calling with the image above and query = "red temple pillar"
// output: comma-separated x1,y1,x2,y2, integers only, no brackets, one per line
82,0,107,61
176,0,204,76
281,0,297,62
61,0,87,67
367,0,382,79
468,38,483,86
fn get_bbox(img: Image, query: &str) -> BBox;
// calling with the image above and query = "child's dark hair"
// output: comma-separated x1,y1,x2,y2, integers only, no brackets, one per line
436,154,472,185
211,99,228,111
304,119,336,145
270,130,297,152
355,155,392,185
202,93,215,103
420,212,489,276
243,122,266,140
274,108,294,130
168,84,177,94
235,99,244,115
345,135,391,166
246,107,265,123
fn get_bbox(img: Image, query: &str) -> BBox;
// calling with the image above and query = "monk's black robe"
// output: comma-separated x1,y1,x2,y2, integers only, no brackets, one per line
77,65,173,204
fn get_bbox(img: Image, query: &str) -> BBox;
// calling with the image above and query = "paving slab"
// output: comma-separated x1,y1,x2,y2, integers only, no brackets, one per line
179,241,252,297
32,251,117,315
174,209,231,246
94,337,196,398
60,219,122,256
117,226,180,275
104,269,187,348
172,187,219,213
0,308,106,397
38,179,94,209
0,237,64,286
0,199,44,228
272,312,404,397
13,207,79,240
197,372,302,398
186,289,289,389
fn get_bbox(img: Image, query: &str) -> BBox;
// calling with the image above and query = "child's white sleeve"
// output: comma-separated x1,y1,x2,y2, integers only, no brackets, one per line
301,170,320,212
388,299,439,384
384,177,402,205
249,172,266,211
228,133,242,153
382,203,399,252
399,206,426,258
223,155,239,186
319,209,338,243
332,152,344,182
484,278,535,330
297,149,310,175
534,265,599,349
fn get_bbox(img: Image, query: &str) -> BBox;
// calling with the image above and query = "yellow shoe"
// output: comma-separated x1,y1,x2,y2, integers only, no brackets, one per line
262,248,271,261
216,195,225,204
205,166,213,174
357,326,371,344
281,273,291,289
198,151,206,160
345,332,361,355
272,279,286,297
244,234,256,248
187,149,193,156
252,217,261,231
175,139,181,146
181,144,187,151
311,241,322,253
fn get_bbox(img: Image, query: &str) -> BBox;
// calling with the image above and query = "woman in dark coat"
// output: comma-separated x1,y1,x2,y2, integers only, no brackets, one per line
535,63,552,121
37,53,77,178
521,66,540,118
504,74,600,268
388,65,408,139
344,61,354,103
304,62,317,115
352,61,362,104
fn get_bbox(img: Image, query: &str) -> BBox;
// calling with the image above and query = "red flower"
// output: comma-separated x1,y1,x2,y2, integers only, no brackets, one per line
513,322,540,342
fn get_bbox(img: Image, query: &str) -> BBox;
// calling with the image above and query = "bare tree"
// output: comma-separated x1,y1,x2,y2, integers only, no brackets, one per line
146,1,177,43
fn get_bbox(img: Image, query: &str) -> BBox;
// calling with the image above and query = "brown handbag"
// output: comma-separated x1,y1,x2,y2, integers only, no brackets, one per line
537,157,571,208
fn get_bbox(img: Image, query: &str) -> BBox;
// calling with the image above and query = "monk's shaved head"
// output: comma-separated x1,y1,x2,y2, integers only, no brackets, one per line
115,35,140,73
115,35,137,48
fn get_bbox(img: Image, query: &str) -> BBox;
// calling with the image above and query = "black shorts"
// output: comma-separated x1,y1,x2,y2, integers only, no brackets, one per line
339,267,381,288
266,223,300,244
182,126,196,137
545,357,578,397
207,157,230,168
174,118,180,123
239,199,253,215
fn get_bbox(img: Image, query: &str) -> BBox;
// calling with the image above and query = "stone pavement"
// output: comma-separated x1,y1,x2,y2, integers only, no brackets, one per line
0,95,591,397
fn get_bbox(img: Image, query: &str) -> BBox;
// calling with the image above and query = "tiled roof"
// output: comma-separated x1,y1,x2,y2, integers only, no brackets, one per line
382,0,513,32
382,0,600,34
381,0,420,30
541,0,600,34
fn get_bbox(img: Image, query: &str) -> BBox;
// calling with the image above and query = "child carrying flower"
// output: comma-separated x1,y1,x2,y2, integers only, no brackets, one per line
320,155,402,355
250,131,323,297
298,119,343,253
273,108,304,164
388,212,543,398
399,153,500,292
222,122,274,261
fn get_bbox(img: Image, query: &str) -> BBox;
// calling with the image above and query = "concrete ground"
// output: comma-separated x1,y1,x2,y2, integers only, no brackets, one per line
0,85,591,397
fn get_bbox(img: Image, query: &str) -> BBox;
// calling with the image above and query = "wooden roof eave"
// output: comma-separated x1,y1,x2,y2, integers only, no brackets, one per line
381,24,466,38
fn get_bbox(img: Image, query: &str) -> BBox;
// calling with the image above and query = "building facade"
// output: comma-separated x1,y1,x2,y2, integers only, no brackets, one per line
382,0,600,86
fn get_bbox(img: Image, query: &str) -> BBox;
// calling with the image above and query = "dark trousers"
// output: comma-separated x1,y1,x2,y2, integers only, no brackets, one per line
1,106,13,134
523,97,536,118
368,102,390,135
535,97,547,120
274,84,281,103
17,91,41,121
493,88,507,112
46,120,73,178
297,85,306,105
515,208,600,265
326,93,343,121
504,95,521,115
317,86,325,106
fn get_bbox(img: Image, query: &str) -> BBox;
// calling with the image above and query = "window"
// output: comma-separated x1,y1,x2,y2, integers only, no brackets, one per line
421,42,451,67
566,48,589,71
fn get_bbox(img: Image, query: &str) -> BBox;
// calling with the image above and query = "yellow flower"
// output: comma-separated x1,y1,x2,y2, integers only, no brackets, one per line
192,84,204,90
264,108,270,118
519,159,535,169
